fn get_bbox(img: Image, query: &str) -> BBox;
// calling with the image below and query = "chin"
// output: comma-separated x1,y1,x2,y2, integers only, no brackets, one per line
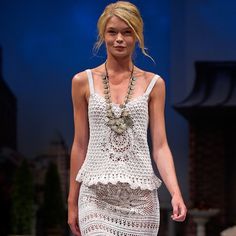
111,51,131,58
113,54,130,60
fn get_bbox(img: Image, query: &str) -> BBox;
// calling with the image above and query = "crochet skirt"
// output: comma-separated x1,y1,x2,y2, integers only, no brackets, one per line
78,182,160,236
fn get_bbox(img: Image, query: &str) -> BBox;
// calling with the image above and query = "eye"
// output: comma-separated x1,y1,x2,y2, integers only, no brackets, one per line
107,30,116,35
125,30,132,34
123,30,133,36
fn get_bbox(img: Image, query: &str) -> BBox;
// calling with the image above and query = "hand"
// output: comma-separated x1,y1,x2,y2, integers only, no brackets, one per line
171,194,187,222
68,203,81,236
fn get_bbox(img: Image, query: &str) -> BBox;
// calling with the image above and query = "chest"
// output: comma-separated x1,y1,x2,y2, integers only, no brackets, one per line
88,93,149,123
93,76,149,106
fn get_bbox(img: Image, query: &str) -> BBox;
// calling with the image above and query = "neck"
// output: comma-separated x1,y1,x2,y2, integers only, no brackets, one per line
105,56,133,73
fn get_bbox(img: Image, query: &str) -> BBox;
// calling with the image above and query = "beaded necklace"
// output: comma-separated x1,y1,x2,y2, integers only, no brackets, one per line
103,61,136,134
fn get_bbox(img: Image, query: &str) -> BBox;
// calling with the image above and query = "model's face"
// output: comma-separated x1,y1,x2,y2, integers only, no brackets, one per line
104,16,136,59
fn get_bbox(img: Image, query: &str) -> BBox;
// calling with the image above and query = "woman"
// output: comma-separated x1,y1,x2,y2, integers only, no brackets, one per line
68,1,187,235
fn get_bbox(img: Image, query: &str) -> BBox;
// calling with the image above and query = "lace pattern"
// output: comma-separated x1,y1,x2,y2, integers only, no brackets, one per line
79,182,160,236
101,126,139,162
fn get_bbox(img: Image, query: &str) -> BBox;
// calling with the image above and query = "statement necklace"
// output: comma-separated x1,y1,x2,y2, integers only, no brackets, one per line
103,61,136,134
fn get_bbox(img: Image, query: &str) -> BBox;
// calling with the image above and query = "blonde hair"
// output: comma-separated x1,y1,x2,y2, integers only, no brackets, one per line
94,1,153,61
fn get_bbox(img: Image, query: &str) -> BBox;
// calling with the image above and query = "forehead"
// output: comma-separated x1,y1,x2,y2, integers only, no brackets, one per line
106,16,130,29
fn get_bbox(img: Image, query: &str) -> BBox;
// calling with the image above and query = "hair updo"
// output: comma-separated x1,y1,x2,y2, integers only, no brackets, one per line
94,1,152,60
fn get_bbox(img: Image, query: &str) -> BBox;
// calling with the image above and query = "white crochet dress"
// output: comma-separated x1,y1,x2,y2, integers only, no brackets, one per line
76,69,162,236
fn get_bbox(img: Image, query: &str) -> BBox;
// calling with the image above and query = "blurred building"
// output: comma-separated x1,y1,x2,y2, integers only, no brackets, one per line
33,132,70,205
0,46,20,236
175,61,236,235
0,148,24,236
0,47,17,150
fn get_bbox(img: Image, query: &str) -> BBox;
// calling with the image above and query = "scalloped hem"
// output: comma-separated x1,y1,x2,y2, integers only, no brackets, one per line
76,174,162,191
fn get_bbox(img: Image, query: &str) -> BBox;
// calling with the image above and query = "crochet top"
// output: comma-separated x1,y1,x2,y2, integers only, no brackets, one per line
76,69,162,190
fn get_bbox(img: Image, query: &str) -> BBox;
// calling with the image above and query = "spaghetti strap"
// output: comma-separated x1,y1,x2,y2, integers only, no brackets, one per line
144,75,160,96
86,69,95,95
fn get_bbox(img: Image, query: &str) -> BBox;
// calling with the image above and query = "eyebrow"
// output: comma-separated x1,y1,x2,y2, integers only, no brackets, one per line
106,27,132,30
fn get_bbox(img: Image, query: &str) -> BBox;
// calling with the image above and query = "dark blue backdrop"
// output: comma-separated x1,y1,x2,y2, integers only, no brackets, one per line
1,0,236,202
0,0,170,158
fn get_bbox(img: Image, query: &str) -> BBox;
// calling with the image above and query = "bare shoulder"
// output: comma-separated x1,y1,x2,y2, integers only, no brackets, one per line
134,67,157,83
72,71,88,88
71,70,90,102
136,68,165,100
150,75,165,101
144,71,156,81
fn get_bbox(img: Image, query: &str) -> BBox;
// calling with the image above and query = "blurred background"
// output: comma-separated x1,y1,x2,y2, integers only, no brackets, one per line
0,0,236,235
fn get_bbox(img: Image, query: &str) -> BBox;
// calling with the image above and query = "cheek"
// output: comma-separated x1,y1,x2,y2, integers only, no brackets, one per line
104,36,114,46
127,38,136,47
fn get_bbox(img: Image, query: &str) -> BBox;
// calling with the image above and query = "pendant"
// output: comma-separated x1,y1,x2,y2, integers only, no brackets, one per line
105,109,133,135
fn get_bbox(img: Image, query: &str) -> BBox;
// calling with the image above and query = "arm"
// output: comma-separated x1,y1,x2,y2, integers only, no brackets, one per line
68,72,89,235
149,77,187,222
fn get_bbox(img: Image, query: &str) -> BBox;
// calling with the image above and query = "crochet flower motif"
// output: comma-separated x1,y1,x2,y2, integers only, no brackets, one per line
92,182,155,215
101,127,139,162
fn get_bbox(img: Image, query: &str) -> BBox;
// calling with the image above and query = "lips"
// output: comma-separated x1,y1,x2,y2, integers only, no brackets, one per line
114,46,126,51
114,46,126,49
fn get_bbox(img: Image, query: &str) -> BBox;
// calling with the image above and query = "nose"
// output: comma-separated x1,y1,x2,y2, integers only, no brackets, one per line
116,33,123,43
